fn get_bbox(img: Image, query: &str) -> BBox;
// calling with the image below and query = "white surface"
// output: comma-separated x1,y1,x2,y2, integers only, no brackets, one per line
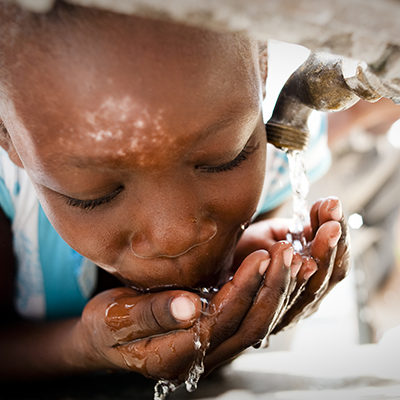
173,326,400,399
289,267,360,352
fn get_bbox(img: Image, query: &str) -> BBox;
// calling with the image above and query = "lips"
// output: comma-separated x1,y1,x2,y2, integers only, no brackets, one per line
113,239,235,292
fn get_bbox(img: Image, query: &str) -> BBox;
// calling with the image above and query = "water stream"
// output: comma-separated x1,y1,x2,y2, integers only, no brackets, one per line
285,149,310,252
153,293,211,400
184,320,207,392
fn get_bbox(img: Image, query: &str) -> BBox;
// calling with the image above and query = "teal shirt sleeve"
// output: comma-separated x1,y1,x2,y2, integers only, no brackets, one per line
0,161,15,220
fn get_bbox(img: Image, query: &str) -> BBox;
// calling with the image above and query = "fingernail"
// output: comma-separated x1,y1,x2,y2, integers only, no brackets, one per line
170,296,196,321
259,257,270,275
329,201,342,221
283,247,293,268
328,230,341,247
291,259,302,278
304,265,318,280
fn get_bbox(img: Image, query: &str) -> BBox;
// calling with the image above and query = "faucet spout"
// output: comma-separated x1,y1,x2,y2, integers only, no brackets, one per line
266,51,383,151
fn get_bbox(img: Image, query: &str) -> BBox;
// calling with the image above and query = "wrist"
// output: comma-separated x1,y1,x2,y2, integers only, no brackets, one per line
61,318,110,372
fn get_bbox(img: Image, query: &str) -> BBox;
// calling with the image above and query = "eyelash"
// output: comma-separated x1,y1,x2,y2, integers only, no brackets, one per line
197,141,259,173
65,185,124,210
65,142,258,210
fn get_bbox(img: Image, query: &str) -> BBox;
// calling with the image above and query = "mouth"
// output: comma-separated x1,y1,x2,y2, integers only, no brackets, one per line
100,227,241,294
109,253,234,296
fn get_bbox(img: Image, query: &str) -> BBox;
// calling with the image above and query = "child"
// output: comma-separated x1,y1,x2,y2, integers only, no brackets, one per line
0,2,349,384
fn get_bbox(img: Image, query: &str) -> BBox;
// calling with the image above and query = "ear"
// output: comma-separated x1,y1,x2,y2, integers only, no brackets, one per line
258,41,268,100
0,120,24,168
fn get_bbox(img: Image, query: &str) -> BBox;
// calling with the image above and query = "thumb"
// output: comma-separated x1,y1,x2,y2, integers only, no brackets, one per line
87,288,202,345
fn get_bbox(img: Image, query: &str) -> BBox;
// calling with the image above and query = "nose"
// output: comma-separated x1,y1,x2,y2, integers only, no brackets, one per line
130,184,217,259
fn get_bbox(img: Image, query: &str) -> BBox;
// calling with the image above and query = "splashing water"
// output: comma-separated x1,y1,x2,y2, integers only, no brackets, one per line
154,380,178,400
184,319,206,392
184,292,211,392
285,150,310,252
153,293,212,400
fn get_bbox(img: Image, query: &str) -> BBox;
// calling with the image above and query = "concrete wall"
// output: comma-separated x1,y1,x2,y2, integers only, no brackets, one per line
12,0,400,99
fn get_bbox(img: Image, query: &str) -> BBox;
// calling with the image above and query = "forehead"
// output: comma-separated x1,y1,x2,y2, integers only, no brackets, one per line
2,8,261,170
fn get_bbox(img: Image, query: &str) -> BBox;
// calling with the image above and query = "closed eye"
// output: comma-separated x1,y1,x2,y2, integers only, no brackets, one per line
196,140,259,173
65,185,124,210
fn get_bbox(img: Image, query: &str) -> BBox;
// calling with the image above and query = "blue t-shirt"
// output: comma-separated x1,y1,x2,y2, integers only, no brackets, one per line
0,113,330,320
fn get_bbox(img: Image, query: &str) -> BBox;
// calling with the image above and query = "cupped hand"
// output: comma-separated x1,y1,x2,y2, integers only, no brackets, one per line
75,243,297,384
234,196,350,334
273,196,350,331
202,242,294,371
77,287,203,380
75,197,349,385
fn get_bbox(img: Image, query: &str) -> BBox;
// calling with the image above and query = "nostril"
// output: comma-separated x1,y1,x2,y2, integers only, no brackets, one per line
131,217,217,259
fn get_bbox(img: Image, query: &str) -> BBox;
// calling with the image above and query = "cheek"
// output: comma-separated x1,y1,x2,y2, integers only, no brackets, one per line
35,189,127,266
30,133,266,276
213,148,266,227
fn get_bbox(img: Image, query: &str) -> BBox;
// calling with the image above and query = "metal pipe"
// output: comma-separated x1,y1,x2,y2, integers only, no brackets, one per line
266,52,384,151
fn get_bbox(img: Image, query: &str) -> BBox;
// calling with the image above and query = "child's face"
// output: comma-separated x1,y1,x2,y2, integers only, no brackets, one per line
1,8,266,291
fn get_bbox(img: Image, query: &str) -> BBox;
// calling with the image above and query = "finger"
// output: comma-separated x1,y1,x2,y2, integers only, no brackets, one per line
103,288,202,344
277,251,302,308
116,329,197,381
301,217,350,320
264,247,301,336
205,242,292,367
289,252,303,289
310,197,342,237
206,250,271,349
287,221,340,315
288,257,318,308
252,242,293,335
271,222,340,333
272,218,345,334
308,220,341,294
234,219,290,265
266,219,292,245
303,224,314,243
328,216,351,290
310,198,324,237
270,257,318,333
318,196,342,224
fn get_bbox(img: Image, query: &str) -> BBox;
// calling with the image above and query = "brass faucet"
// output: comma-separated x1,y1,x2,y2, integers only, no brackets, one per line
266,51,396,151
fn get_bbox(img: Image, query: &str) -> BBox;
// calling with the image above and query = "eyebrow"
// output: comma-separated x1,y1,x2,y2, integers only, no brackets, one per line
195,115,237,140
55,107,257,169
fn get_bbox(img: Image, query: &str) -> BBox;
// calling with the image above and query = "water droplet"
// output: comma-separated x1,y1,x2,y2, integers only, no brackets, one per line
240,221,250,231
200,287,210,295
154,380,178,400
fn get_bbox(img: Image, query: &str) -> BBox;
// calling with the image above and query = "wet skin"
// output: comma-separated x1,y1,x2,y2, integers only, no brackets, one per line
0,5,349,382
1,9,266,290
